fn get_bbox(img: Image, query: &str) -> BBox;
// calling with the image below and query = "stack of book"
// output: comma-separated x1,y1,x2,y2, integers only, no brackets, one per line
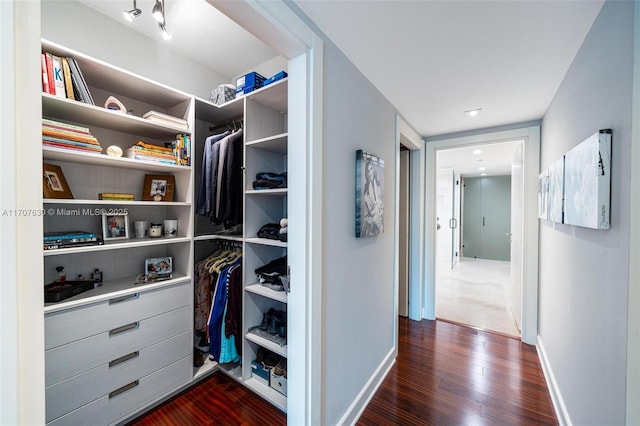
142,110,189,132
41,52,94,105
126,141,177,165
42,119,102,153
98,192,135,201
165,134,191,166
44,231,103,251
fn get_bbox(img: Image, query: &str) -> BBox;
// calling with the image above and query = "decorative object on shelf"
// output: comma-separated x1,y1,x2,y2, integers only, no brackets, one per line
44,279,95,303
104,95,126,114
106,145,123,157
102,212,130,241
279,218,287,242
91,268,103,287
145,256,173,281
149,223,163,237
355,149,384,238
209,84,236,105
134,221,149,238
43,163,74,199
98,192,134,201
163,219,178,237
142,174,175,201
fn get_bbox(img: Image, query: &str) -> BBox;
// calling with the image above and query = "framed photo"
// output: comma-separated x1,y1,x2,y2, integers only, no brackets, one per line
145,256,173,281
355,150,384,238
43,163,74,199
102,213,130,241
142,174,175,202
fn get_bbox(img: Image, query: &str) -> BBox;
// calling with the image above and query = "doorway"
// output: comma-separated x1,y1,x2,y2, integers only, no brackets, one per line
432,137,529,338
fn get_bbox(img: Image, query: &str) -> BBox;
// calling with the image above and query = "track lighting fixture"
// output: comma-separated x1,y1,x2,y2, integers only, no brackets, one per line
152,0,164,23
159,23,172,40
122,0,141,22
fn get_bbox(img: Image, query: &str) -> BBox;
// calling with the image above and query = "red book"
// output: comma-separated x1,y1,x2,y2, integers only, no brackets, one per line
41,53,50,93
45,52,55,95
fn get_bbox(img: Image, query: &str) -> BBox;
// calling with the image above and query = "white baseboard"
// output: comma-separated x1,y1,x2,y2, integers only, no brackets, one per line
336,347,396,426
537,335,572,426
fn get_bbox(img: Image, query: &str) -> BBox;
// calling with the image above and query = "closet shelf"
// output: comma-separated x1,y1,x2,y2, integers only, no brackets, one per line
44,273,191,314
43,236,191,256
244,78,288,113
246,332,287,358
245,133,288,154
44,199,191,207
245,189,288,196
245,237,287,248
43,93,191,139
245,283,287,303
194,234,243,242
245,378,287,411
194,96,244,125
43,146,191,173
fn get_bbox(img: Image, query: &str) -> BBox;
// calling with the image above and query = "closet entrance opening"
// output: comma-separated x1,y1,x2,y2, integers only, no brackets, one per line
435,140,524,337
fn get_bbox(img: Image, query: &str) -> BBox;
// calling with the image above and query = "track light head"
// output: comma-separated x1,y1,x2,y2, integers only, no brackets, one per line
159,23,172,40
122,8,141,22
152,0,164,23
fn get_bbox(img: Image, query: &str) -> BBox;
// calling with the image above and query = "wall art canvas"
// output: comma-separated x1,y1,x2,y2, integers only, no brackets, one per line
563,130,611,229
538,169,549,220
355,150,384,238
547,156,564,224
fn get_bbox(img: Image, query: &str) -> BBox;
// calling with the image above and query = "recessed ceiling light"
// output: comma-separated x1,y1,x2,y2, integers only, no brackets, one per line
481,173,487,176
479,167,486,171
473,149,482,155
465,108,482,117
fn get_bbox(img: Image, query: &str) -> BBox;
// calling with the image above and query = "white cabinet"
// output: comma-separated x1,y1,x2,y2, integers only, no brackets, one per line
41,40,194,424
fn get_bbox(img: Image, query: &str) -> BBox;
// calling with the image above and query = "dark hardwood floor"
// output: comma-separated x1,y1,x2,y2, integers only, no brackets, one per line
129,318,557,425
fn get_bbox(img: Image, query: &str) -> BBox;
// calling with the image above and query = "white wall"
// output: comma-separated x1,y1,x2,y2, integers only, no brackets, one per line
539,1,633,424
322,40,397,424
41,0,229,99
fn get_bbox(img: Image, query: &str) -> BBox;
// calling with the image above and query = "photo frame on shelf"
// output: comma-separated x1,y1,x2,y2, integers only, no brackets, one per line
43,163,74,199
142,174,175,202
355,149,384,238
102,213,130,241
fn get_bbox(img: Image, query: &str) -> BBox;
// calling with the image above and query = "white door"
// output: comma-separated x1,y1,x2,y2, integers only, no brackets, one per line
452,173,461,267
436,168,455,269
510,143,524,331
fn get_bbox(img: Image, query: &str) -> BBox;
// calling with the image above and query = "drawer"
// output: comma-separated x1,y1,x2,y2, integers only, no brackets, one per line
46,306,190,386
46,332,190,423
45,281,190,350
47,356,191,426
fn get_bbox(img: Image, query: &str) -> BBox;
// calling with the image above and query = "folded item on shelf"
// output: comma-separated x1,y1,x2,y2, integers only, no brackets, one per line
257,223,281,240
253,179,286,190
256,172,287,182
255,256,287,289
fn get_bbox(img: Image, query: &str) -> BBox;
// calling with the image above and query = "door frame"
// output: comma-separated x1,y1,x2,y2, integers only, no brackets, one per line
425,125,540,344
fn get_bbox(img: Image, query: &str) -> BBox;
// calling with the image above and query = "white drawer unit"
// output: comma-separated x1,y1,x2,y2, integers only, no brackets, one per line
47,356,192,426
45,282,190,350
46,332,190,423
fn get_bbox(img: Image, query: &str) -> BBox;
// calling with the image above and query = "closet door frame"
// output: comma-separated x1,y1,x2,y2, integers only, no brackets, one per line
210,2,324,424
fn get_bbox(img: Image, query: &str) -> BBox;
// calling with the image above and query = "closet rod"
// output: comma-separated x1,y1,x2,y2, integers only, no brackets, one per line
209,118,243,133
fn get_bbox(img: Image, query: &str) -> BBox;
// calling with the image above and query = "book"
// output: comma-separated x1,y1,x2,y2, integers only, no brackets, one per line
61,57,75,101
43,239,104,251
42,118,91,134
44,231,96,241
142,111,188,130
98,193,134,200
66,57,94,105
51,55,66,98
42,128,100,145
41,53,50,93
45,53,55,95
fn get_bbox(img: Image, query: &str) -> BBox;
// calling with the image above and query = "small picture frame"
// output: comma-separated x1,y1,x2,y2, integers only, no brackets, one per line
144,256,173,281
142,174,175,202
43,163,74,199
102,213,130,241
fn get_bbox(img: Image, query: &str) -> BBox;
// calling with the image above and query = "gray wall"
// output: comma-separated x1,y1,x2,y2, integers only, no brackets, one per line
322,40,397,424
539,1,633,424
41,0,228,100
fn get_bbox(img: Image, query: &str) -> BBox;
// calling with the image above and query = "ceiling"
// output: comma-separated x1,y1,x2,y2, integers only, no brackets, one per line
78,0,605,176
437,140,523,177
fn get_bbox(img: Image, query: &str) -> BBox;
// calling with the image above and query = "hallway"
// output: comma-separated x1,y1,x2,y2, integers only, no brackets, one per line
437,257,520,337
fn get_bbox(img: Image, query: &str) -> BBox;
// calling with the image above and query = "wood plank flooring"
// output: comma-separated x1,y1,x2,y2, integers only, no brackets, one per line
128,318,557,425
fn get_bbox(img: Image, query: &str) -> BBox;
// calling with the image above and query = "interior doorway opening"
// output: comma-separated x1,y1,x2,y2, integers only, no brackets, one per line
434,140,523,337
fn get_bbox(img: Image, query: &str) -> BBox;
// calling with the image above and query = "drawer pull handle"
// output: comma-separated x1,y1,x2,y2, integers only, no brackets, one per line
109,351,139,368
109,321,139,336
109,293,139,305
109,380,139,399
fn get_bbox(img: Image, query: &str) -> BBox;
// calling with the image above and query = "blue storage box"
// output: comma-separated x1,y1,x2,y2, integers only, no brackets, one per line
251,359,270,385
235,72,265,98
264,71,288,86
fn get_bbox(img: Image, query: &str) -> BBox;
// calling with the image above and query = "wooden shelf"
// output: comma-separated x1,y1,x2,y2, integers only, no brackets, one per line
43,94,190,139
245,283,287,303
245,133,288,154
43,236,191,256
43,146,191,172
43,273,191,314
245,238,287,248
246,332,287,358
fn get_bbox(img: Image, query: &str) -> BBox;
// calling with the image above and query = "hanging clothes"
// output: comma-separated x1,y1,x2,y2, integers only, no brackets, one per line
196,131,229,217
208,255,242,362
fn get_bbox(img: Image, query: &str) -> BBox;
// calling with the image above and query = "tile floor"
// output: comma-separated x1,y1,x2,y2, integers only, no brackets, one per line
436,257,521,337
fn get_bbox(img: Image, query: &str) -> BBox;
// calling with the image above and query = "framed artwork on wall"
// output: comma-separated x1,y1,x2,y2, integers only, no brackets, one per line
355,150,384,238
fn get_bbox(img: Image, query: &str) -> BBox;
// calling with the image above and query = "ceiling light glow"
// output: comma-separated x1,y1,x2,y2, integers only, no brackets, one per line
481,173,487,176
478,167,486,171
473,149,482,155
465,108,482,117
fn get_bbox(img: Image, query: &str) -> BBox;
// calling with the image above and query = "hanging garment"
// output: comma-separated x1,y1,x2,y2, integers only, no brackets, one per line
196,131,229,216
